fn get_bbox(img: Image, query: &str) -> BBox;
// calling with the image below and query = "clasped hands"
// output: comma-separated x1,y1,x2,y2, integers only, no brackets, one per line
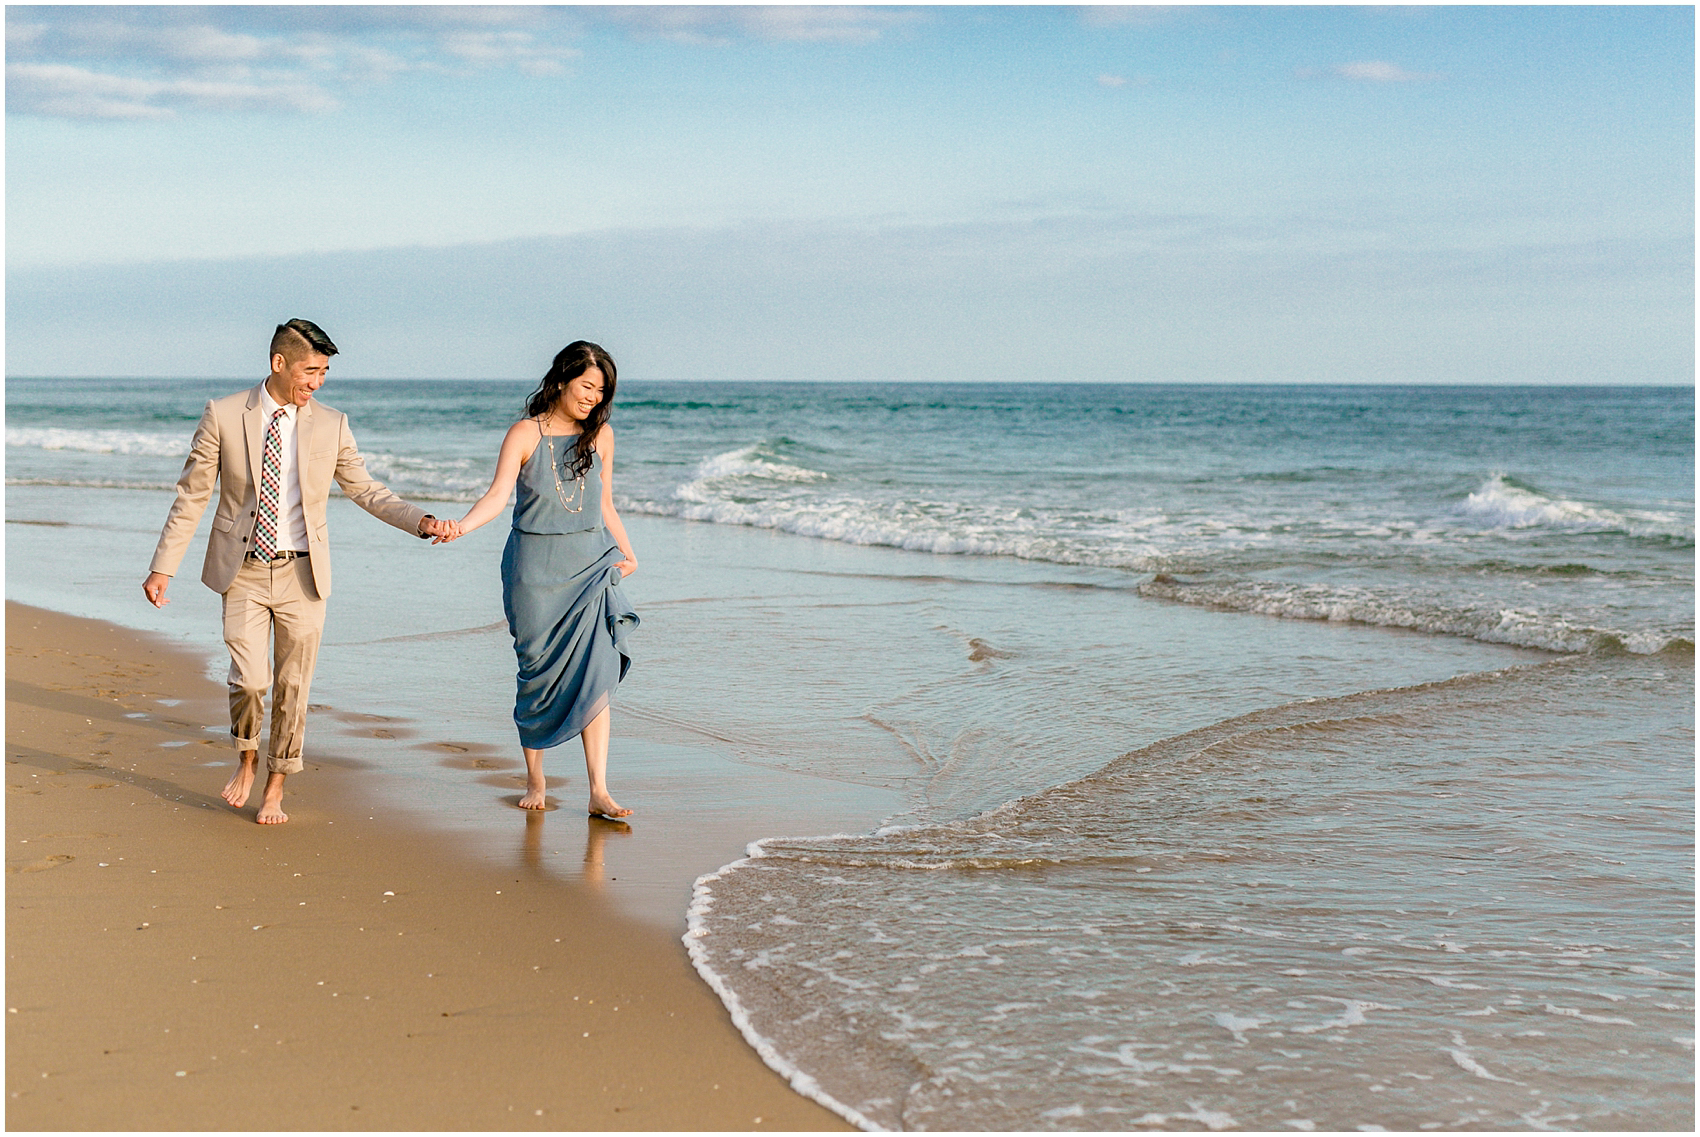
420,517,636,578
421,516,463,544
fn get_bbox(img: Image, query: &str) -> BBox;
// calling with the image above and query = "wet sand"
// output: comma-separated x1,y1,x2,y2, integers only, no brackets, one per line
5,602,848,1131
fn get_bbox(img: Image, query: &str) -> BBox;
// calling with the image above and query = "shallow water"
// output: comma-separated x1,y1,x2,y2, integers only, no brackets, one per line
7,379,1692,1129
689,651,1693,1130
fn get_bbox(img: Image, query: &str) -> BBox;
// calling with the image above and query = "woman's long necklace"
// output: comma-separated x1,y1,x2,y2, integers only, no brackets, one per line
537,416,587,513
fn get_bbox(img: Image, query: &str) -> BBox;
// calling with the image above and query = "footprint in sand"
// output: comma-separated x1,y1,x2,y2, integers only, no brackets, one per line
472,760,499,769
10,854,73,874
371,730,395,739
435,743,470,753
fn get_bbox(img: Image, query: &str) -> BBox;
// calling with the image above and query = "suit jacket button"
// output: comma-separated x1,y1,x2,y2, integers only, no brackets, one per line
241,536,248,543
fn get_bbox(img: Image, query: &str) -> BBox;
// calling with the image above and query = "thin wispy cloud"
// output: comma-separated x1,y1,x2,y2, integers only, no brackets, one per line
600,6,923,46
4,6,583,119
5,5,911,119
1297,60,1443,83
7,61,338,119
1096,74,1152,89
437,30,580,76
1078,6,1194,30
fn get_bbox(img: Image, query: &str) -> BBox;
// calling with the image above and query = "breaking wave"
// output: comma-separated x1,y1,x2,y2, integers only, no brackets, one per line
1139,574,1691,655
1460,473,1691,541
6,427,189,457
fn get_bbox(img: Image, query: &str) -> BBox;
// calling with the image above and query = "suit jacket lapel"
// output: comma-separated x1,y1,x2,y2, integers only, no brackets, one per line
296,398,316,491
243,384,266,496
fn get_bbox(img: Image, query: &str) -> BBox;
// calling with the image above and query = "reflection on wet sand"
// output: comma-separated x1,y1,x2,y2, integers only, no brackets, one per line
517,806,632,888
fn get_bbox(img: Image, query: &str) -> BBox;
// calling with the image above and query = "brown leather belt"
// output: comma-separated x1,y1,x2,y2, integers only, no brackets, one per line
247,550,307,563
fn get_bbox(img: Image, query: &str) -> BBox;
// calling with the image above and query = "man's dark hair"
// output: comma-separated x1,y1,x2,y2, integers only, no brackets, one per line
270,318,338,362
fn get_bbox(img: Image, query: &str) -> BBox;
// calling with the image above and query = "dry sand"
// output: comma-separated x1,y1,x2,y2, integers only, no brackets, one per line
6,601,849,1131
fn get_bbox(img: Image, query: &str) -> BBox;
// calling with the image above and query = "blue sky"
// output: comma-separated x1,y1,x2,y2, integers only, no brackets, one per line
6,4,1693,382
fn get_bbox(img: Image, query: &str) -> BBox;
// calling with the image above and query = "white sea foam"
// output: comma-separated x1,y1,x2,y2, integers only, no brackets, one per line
1460,473,1691,540
1137,576,1691,655
622,446,1692,662
675,444,834,503
7,427,189,456
5,476,179,491
684,838,882,1133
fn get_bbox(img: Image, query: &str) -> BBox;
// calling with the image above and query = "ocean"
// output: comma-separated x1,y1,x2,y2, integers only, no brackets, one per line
6,378,1693,1129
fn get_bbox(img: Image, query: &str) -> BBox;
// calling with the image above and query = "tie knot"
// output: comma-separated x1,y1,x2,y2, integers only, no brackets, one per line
272,407,289,421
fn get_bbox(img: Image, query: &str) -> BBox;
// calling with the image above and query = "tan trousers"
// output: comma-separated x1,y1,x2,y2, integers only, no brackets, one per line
222,555,326,775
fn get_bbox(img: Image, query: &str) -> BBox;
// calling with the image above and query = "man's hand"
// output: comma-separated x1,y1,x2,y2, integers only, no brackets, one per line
421,516,461,543
142,572,171,608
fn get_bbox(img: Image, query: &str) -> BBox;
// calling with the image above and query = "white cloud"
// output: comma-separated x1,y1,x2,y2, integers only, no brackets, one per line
6,62,337,119
156,25,267,64
3,7,581,118
5,63,173,119
3,5,918,119
438,29,580,73
736,6,918,44
603,6,921,46
1079,6,1194,29
7,20,46,52
1327,60,1441,83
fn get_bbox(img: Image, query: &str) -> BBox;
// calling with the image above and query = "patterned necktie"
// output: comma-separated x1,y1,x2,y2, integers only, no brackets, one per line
253,407,288,560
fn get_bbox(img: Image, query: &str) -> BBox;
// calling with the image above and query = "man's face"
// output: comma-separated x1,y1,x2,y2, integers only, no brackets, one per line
269,351,330,407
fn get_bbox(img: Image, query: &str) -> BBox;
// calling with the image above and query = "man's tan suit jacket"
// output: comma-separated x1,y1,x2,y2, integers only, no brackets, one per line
149,383,427,600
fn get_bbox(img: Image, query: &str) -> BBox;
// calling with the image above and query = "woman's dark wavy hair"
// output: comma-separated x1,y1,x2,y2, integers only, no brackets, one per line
524,341,617,477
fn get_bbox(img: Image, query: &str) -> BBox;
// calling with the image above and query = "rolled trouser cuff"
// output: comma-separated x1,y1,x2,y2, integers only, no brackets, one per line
232,733,261,751
267,752,304,776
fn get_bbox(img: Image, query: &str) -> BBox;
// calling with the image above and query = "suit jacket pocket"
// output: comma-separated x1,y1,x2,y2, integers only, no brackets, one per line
211,514,235,533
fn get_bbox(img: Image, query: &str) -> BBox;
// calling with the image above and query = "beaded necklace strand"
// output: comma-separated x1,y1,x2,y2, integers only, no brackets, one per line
536,416,587,513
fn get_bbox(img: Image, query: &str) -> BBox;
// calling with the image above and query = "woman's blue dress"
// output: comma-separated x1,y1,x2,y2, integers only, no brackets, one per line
501,431,638,750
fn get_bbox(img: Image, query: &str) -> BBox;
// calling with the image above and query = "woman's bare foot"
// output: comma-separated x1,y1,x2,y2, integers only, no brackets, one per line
518,778,549,810
588,793,631,819
255,771,289,825
221,752,259,808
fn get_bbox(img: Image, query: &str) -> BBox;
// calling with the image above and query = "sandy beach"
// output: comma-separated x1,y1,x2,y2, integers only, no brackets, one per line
5,601,848,1131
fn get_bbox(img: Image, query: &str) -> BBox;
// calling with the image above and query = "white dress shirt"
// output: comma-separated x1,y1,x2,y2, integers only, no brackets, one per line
259,387,310,552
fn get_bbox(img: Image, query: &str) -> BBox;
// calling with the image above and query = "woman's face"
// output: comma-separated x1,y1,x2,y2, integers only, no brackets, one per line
560,365,605,423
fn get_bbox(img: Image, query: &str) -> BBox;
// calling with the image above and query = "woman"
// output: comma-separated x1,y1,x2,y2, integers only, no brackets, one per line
443,341,639,817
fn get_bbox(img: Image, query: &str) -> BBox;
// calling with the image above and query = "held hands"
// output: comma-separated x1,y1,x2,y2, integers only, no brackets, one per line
421,516,463,544
614,556,638,579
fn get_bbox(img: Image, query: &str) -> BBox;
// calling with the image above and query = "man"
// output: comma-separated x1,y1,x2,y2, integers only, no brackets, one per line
142,319,451,824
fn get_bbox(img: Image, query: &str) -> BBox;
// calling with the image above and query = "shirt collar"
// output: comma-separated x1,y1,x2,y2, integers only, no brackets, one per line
260,385,298,421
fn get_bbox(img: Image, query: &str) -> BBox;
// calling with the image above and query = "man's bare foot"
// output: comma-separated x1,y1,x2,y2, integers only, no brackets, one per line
588,793,631,819
255,771,288,825
222,752,259,808
518,780,549,810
